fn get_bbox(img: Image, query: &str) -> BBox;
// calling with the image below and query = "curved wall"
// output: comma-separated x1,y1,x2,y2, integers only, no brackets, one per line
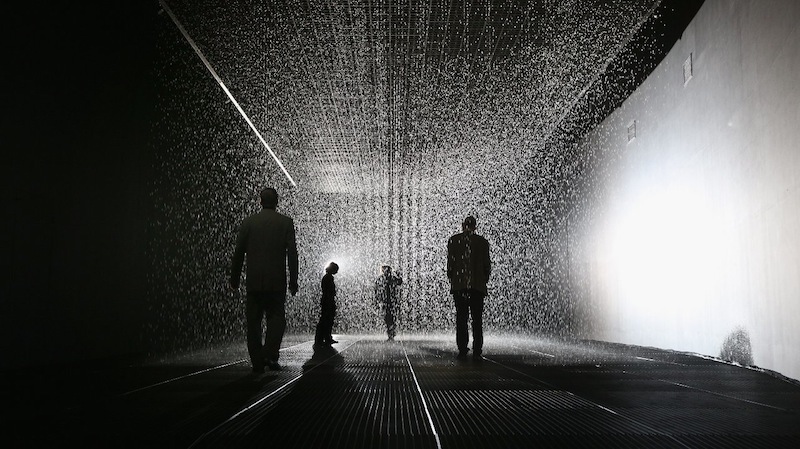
568,0,800,380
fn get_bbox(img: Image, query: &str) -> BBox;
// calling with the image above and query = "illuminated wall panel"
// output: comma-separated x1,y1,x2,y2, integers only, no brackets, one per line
568,0,800,380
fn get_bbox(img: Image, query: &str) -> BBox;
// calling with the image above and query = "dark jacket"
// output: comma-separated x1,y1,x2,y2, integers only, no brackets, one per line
321,272,336,304
447,231,491,294
231,208,298,293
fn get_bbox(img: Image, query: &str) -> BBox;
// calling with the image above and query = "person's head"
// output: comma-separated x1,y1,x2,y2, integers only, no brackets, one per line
462,216,477,233
260,187,278,209
381,265,392,276
326,261,339,275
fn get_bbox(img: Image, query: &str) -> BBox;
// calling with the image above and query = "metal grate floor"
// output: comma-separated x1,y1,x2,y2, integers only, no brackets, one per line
4,334,800,448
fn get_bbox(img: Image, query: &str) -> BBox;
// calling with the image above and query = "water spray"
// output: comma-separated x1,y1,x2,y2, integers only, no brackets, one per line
159,0,297,187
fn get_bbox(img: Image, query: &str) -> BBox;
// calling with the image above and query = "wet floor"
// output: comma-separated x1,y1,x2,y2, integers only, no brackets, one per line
5,334,800,448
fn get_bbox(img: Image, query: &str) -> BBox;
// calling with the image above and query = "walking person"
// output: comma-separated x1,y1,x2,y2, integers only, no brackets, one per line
375,265,403,341
315,262,339,347
230,187,299,373
447,216,491,361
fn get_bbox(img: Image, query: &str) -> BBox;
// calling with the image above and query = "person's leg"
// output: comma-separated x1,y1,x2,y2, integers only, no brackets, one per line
321,301,335,343
246,292,266,371
469,290,485,357
385,308,396,339
454,290,470,356
327,302,337,342
263,291,287,365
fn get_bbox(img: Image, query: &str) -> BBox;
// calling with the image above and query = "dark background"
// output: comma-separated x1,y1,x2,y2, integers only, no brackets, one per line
2,2,159,368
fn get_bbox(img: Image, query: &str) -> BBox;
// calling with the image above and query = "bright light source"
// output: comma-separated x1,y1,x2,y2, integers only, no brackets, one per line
605,185,732,322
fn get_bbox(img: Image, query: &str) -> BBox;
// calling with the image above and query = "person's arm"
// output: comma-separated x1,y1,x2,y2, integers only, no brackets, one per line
484,239,491,280
230,221,248,288
287,220,299,295
446,237,454,280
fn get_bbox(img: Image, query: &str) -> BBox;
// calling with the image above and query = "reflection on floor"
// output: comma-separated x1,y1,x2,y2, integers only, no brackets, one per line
5,334,800,448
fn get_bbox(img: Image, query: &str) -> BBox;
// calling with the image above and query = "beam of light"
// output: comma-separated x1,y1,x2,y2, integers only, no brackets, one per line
159,0,297,187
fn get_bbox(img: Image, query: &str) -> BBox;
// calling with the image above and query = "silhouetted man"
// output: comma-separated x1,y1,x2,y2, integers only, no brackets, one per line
315,261,339,347
375,265,403,341
230,187,299,373
447,216,491,361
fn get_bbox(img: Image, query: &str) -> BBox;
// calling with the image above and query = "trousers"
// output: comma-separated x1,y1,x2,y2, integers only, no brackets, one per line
454,289,485,355
315,300,336,344
246,291,286,368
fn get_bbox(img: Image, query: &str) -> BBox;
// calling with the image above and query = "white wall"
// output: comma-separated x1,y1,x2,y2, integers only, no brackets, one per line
570,0,800,380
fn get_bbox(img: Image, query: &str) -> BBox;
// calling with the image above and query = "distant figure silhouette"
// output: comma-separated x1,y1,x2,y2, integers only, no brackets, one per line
375,265,403,341
315,262,339,347
230,187,299,373
447,216,491,361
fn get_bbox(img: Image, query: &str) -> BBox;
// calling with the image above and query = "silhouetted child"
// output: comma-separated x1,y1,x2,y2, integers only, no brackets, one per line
315,262,339,346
